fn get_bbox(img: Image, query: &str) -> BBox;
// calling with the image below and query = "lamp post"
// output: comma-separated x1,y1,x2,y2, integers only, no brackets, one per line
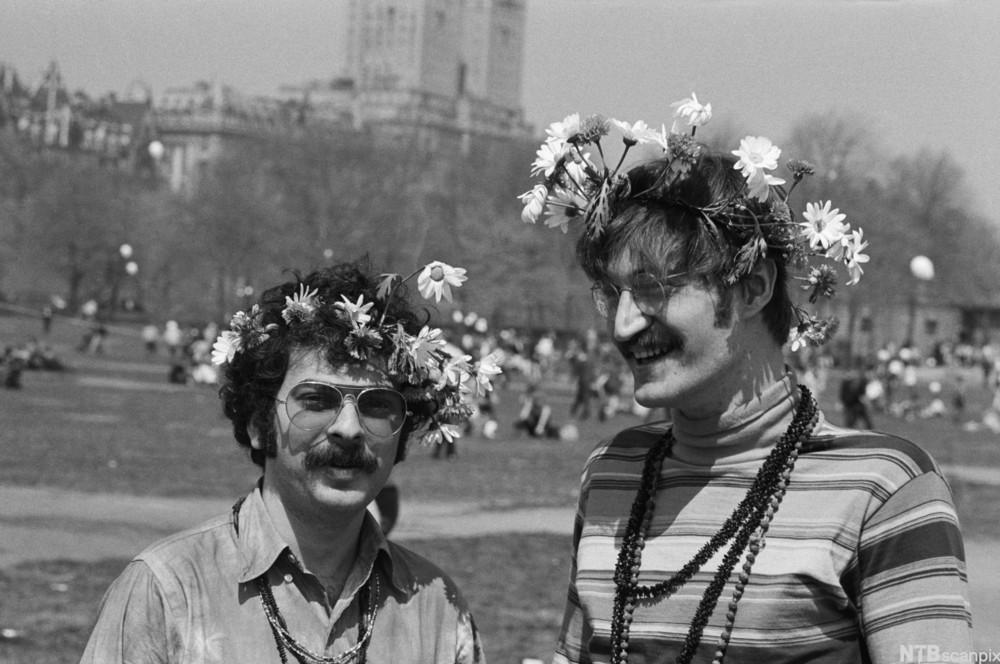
906,255,935,349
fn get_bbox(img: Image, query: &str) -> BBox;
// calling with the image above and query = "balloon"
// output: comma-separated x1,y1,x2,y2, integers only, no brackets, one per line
909,255,935,281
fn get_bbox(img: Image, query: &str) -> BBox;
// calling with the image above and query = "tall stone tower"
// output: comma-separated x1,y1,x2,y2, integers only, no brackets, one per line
459,0,525,113
346,0,463,98
344,0,528,146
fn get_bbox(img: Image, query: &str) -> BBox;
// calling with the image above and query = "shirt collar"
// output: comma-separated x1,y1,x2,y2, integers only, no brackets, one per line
235,487,288,583
234,487,407,594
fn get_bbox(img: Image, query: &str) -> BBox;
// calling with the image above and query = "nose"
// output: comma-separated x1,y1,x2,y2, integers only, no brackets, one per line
324,396,366,442
613,290,650,342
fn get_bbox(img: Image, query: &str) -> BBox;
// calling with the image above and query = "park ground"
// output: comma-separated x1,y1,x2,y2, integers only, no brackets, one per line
1,311,998,662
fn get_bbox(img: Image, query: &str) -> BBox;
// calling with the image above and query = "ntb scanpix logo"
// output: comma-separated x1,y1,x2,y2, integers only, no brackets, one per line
899,645,1000,663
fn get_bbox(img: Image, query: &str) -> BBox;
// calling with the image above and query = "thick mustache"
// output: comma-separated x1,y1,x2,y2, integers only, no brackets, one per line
304,444,379,473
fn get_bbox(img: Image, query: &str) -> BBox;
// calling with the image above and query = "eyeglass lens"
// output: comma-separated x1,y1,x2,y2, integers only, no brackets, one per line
285,383,406,436
592,273,671,318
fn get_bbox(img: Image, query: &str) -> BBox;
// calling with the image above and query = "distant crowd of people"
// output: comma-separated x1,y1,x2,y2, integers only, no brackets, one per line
10,297,1000,441
794,339,1000,434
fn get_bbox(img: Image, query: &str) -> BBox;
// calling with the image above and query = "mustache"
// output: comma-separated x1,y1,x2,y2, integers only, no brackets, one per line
303,443,379,473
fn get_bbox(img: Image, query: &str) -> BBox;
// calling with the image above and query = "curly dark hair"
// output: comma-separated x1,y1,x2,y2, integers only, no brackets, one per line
576,150,793,345
217,259,434,467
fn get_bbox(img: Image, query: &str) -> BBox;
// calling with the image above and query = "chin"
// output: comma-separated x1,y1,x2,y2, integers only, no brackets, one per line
632,383,674,409
310,472,378,508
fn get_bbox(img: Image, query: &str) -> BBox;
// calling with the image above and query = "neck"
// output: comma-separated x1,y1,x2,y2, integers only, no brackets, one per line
673,369,798,452
676,334,788,424
259,481,366,582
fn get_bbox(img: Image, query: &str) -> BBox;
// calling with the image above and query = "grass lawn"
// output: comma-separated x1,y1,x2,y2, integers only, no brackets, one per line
2,312,999,662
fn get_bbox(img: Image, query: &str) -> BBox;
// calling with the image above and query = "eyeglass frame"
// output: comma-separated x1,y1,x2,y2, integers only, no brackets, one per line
274,381,410,437
590,271,691,319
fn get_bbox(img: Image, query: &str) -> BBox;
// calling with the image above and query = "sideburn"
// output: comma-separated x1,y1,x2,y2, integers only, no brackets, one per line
713,285,735,328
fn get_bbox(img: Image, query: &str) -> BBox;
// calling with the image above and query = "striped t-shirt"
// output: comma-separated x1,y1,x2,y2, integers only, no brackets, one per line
554,380,972,663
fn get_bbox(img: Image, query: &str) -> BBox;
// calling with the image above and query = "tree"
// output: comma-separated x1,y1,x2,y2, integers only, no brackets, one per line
19,155,145,312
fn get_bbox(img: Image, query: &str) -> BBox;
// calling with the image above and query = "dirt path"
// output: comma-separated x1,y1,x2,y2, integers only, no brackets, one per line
0,485,575,568
2,484,996,648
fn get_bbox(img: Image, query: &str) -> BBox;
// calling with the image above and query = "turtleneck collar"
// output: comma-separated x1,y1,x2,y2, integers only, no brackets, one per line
669,369,802,464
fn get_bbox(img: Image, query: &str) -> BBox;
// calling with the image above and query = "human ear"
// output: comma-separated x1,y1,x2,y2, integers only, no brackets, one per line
248,423,264,451
740,259,777,318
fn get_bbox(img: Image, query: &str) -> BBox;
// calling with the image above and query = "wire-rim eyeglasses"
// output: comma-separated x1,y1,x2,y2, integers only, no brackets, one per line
590,271,690,319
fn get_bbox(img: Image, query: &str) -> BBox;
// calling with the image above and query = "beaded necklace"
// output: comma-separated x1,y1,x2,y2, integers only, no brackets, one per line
257,574,378,664
231,498,379,664
608,385,818,664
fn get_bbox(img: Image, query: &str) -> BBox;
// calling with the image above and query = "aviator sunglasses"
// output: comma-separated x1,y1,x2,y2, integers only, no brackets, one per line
276,381,408,437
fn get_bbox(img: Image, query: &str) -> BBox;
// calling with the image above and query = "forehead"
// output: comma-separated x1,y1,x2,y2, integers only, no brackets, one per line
604,246,674,282
283,347,390,389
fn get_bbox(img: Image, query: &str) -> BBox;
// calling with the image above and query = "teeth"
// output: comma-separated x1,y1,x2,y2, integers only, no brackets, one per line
633,347,668,361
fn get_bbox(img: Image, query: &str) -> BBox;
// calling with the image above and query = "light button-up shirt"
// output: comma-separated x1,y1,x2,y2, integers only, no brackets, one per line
80,488,484,663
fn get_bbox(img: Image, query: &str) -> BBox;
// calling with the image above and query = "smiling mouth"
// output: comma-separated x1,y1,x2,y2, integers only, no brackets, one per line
624,339,682,365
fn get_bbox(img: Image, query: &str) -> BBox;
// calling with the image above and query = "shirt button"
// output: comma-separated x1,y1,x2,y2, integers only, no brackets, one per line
283,573,294,583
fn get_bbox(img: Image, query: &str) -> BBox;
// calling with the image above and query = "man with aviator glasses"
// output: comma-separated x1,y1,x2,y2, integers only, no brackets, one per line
81,259,495,663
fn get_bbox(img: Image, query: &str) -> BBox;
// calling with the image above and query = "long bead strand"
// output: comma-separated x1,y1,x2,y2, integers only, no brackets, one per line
608,386,817,664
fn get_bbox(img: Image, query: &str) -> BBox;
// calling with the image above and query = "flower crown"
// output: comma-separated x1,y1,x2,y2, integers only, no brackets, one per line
519,93,870,350
211,260,503,447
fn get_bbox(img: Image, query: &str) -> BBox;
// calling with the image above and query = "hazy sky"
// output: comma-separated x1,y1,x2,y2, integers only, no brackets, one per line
2,0,998,216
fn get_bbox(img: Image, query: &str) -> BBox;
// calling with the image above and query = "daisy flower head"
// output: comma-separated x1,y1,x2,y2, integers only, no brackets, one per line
671,92,713,130
436,353,473,390
417,261,468,303
210,330,242,366
610,119,659,146
732,136,785,201
530,137,569,178
408,325,447,369
520,184,548,224
544,185,587,233
334,294,375,328
281,283,321,325
545,113,581,142
800,200,849,250
744,168,785,203
732,136,782,177
841,227,870,285
469,349,504,396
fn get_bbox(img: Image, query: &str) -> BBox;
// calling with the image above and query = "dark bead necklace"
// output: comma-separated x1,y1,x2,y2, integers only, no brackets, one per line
231,498,378,664
608,385,818,664
257,574,378,664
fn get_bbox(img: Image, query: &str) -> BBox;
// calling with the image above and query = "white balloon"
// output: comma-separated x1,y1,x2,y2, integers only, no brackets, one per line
909,255,935,281
147,140,165,159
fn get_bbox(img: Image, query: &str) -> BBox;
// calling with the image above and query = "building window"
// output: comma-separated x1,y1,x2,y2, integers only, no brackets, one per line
924,319,938,336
